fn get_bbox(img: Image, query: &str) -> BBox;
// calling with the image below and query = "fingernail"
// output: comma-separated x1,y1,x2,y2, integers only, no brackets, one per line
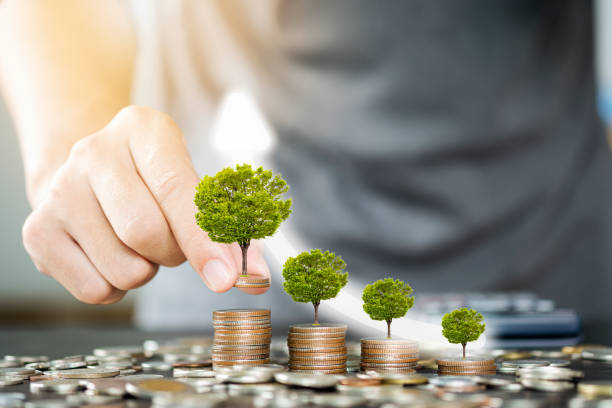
202,259,233,291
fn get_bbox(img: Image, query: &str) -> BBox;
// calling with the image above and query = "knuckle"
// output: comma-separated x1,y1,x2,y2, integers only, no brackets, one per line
117,257,157,290
21,212,43,255
118,215,163,252
151,170,183,202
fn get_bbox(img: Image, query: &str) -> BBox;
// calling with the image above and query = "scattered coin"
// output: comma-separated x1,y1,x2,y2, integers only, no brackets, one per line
125,378,194,398
517,366,583,381
581,348,612,362
577,380,612,398
520,378,575,392
30,379,84,394
274,372,341,388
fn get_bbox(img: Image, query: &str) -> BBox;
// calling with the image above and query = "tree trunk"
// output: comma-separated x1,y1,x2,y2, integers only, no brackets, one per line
313,302,320,325
386,320,392,339
462,343,466,359
240,242,250,276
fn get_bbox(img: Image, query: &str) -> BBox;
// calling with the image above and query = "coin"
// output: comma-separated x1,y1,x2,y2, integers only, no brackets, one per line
577,380,612,398
380,373,428,385
520,378,574,392
30,379,83,394
581,348,612,362
274,372,341,388
517,366,583,381
125,378,194,397
436,357,496,367
234,275,270,288
501,360,551,369
337,377,382,387
0,377,24,387
289,323,347,332
562,344,606,355
173,368,216,378
213,309,270,317
152,392,226,407
50,368,120,379
172,360,212,368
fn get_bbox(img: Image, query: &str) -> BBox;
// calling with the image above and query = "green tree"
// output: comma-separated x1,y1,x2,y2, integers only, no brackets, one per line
282,249,348,324
194,164,292,276
362,278,414,338
441,308,486,359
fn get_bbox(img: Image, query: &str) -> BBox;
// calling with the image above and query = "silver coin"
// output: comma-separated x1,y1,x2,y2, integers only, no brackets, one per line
49,360,86,370
4,356,48,364
0,361,21,369
546,359,572,367
520,378,575,392
227,382,286,396
474,375,516,388
215,367,274,384
25,362,50,371
517,366,583,381
274,372,341,389
0,368,35,377
0,377,24,387
531,350,567,359
501,360,551,369
30,379,83,394
120,374,163,381
49,368,120,379
581,348,612,362
142,361,172,371
429,376,478,387
173,368,216,378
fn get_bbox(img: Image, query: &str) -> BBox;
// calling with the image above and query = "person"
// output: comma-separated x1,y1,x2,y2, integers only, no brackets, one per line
0,0,610,329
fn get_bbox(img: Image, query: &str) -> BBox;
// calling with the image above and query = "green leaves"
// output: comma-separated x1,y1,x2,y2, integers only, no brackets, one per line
362,278,414,322
441,308,485,345
282,249,348,305
194,164,292,246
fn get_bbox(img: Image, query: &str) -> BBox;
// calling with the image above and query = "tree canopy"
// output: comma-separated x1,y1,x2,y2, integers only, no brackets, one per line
441,307,485,358
362,278,414,338
194,164,292,246
282,249,348,324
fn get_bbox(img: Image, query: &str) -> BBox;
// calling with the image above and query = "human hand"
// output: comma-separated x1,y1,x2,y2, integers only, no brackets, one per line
22,106,270,303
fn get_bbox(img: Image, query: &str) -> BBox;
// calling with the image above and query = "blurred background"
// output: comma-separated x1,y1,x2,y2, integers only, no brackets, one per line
0,1,611,330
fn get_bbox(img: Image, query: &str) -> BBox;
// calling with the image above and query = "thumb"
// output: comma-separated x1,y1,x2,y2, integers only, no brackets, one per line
115,106,239,292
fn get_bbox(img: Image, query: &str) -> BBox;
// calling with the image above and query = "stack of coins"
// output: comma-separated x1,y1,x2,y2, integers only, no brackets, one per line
360,338,419,373
287,324,347,374
234,276,270,289
436,357,496,376
212,309,271,368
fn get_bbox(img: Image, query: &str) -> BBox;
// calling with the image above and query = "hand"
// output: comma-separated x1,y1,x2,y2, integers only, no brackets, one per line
22,106,270,304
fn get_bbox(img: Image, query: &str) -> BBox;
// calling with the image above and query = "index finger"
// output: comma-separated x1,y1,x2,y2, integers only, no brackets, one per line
112,106,238,292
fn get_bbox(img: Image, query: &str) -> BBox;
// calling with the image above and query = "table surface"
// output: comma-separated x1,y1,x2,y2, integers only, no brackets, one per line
1,325,611,407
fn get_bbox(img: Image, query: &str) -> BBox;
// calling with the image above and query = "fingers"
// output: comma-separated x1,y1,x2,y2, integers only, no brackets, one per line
113,106,239,292
58,170,158,291
22,207,126,304
84,131,184,266
229,241,271,295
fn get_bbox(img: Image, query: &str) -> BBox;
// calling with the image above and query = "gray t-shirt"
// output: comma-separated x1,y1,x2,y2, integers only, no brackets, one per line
134,0,612,328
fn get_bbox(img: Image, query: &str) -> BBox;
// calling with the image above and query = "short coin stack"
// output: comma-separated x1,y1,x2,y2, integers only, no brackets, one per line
436,357,496,376
287,323,347,374
212,309,271,368
234,276,270,289
360,338,419,373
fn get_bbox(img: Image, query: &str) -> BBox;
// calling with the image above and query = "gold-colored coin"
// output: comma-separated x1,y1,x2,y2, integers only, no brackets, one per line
381,374,428,385
214,328,272,335
129,378,192,393
213,309,270,317
338,377,382,387
290,368,347,374
291,350,347,358
562,344,606,355
498,351,533,360
436,357,496,367
578,381,612,397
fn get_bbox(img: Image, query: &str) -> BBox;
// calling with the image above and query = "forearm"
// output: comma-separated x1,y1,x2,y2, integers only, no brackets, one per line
0,0,135,205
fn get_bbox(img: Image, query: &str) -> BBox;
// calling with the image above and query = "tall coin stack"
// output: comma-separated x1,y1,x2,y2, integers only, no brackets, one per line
212,309,271,368
287,323,347,374
436,357,496,376
360,338,419,373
